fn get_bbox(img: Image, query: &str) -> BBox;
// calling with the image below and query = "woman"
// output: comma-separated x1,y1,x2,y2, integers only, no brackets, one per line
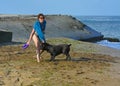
26,13,46,62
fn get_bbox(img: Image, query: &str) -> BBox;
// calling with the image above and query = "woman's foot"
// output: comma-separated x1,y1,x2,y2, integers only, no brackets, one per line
37,56,42,62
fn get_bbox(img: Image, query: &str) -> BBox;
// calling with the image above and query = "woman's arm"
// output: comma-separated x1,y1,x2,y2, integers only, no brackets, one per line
27,29,35,45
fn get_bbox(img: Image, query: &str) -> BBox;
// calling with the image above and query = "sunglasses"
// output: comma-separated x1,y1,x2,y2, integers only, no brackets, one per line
39,17,44,19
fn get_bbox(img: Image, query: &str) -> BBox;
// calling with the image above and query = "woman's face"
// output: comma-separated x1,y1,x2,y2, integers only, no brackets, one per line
39,16,44,23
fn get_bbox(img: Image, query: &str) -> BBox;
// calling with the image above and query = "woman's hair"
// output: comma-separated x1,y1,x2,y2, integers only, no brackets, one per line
37,13,45,19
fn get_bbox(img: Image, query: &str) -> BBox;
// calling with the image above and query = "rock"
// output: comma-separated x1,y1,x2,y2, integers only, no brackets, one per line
103,37,120,42
0,15,103,42
0,30,12,43
45,15,103,41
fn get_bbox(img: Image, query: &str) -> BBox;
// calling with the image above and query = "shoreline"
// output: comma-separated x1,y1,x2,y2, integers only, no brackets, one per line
96,39,120,50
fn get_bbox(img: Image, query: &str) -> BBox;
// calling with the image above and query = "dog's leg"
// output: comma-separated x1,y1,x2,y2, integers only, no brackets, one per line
50,55,55,61
66,54,71,61
40,50,44,54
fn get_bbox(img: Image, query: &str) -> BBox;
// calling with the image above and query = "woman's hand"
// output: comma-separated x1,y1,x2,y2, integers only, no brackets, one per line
22,42,29,49
26,41,30,45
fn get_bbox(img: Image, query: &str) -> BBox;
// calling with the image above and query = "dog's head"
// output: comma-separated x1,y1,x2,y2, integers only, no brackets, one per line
68,44,71,47
40,43,51,50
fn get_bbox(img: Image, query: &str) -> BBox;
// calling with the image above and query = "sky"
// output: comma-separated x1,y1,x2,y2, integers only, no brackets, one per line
0,0,120,16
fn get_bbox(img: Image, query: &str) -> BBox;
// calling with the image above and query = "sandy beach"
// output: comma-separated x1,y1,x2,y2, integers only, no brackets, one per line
0,38,120,86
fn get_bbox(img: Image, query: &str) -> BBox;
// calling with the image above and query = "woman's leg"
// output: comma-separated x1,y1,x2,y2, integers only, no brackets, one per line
32,34,41,62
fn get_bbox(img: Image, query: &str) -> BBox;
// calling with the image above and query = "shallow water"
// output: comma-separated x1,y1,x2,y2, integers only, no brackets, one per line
76,16,120,50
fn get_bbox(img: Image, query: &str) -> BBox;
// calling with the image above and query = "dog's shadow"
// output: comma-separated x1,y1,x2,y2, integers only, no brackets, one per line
72,57,115,63
45,57,115,63
72,57,91,61
44,57,90,62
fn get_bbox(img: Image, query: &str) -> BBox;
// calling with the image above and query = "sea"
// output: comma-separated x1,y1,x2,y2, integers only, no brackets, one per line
75,16,120,50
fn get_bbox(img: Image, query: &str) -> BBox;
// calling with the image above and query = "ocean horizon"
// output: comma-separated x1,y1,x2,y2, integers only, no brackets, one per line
75,16,120,50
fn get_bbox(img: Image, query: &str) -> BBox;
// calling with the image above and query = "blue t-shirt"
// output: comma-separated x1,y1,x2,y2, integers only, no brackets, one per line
33,20,46,42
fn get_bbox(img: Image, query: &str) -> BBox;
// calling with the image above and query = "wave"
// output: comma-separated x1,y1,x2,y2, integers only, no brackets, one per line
97,40,120,50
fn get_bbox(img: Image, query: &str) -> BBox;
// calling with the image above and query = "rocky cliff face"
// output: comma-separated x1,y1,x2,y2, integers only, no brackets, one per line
0,15,103,42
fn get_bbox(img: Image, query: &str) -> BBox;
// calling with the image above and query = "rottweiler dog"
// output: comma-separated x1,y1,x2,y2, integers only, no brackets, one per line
41,43,71,61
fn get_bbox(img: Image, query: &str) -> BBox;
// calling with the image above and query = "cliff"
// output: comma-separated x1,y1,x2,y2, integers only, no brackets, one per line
0,14,103,42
